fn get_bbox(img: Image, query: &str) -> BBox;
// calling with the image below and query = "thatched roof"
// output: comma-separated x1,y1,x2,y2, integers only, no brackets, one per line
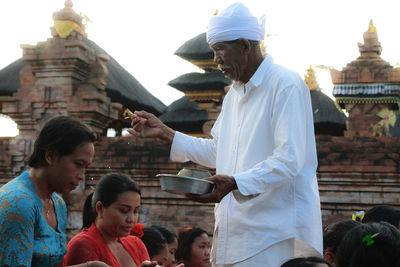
310,90,347,136
0,37,166,115
0,59,26,96
168,71,230,92
311,90,347,124
159,96,208,133
174,33,213,61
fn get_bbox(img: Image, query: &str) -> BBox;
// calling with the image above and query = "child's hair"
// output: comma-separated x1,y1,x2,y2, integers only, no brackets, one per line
175,226,208,262
323,220,361,253
151,225,177,244
141,227,168,259
363,205,400,228
281,256,332,267
336,222,400,267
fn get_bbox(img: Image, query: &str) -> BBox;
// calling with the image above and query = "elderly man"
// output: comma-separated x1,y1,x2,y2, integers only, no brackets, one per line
129,2,322,266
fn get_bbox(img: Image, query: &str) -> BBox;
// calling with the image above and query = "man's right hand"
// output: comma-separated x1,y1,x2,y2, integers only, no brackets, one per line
127,110,175,143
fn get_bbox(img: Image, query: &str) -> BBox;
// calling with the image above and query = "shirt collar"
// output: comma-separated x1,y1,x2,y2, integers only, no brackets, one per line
231,54,273,97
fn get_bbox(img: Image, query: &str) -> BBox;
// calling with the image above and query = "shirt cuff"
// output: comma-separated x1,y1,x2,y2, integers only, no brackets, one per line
170,131,190,162
233,171,254,196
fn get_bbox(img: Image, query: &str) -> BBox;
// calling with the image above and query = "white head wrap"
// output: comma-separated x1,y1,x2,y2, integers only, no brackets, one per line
206,2,265,45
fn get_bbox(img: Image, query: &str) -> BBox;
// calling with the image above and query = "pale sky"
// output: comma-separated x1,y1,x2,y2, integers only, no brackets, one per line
1,0,400,136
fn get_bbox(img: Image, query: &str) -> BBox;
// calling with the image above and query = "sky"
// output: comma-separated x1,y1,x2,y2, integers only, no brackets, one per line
1,0,400,136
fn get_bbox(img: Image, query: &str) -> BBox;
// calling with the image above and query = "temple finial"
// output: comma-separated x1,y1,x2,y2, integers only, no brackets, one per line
358,19,381,56
304,66,320,91
65,0,73,9
52,0,87,38
368,19,376,33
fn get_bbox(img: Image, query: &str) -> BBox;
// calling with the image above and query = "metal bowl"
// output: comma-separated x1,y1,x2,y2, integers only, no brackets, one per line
177,168,211,179
157,173,214,195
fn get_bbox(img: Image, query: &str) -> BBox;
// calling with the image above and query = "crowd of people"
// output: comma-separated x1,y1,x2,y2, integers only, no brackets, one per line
0,115,399,267
1,2,400,267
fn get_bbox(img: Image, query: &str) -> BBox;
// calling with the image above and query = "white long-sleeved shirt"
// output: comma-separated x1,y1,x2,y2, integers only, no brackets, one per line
170,55,322,264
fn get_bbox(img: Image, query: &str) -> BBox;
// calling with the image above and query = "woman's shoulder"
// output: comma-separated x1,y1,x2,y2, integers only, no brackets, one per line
0,173,38,209
69,225,105,247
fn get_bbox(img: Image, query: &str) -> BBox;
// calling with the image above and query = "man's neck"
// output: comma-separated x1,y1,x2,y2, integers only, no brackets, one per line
239,53,265,84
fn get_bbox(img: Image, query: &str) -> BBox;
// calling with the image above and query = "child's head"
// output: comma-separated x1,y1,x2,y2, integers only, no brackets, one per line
336,222,400,267
281,256,332,267
152,225,178,267
141,227,169,266
176,226,211,267
363,205,400,229
323,220,361,265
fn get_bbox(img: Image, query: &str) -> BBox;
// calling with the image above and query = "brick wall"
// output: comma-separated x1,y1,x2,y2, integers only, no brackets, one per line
1,134,399,237
316,135,400,225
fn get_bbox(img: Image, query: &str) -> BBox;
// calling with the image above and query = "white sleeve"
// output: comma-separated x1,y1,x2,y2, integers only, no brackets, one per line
234,84,310,196
170,131,217,168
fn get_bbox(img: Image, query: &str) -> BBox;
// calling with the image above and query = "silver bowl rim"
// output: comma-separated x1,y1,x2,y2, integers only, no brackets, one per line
156,174,215,184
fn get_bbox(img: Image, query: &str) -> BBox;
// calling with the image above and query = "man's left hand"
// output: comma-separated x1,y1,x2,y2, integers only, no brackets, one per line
186,174,237,203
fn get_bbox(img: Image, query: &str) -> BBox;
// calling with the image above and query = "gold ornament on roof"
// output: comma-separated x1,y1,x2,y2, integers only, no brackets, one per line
368,20,376,33
304,66,320,91
53,0,87,38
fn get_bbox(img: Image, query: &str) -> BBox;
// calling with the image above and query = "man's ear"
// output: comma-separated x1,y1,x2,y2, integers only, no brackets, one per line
238,38,251,53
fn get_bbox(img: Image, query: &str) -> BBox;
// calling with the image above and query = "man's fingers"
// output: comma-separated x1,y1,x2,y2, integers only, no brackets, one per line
185,192,215,203
134,110,153,119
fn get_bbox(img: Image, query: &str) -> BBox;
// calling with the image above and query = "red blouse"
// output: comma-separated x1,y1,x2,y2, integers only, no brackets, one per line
63,223,150,267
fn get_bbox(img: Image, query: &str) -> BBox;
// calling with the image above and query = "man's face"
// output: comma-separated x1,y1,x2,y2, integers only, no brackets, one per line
210,40,248,82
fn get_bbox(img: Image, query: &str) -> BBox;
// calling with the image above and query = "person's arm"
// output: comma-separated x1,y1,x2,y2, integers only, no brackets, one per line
170,131,217,169
0,193,35,267
234,84,311,196
189,83,312,203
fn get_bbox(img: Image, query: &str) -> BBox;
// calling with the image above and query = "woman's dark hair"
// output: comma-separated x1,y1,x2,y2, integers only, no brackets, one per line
141,227,167,259
82,192,97,229
28,116,97,167
92,173,141,208
87,173,141,224
175,227,208,262
336,222,400,267
281,257,332,267
152,225,177,244
363,205,400,228
281,256,332,267
323,220,361,253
